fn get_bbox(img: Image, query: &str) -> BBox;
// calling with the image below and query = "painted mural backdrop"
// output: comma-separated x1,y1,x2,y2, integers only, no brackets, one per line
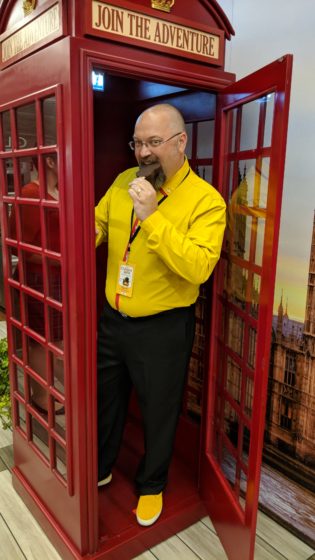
219,0,315,546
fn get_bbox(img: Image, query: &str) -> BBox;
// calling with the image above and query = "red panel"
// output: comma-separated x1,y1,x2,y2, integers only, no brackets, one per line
200,55,293,560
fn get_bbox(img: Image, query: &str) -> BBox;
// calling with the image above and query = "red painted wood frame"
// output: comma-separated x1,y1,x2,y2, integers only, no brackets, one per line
201,55,293,560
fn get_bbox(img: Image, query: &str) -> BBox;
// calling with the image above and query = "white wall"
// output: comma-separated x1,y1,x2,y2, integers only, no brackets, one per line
219,0,315,320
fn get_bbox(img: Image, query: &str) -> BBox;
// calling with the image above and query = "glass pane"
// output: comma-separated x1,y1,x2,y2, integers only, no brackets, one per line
54,399,65,439
14,363,25,396
224,399,239,448
10,286,21,321
23,252,43,293
263,93,275,147
255,218,265,266
16,103,37,149
27,338,46,379
228,312,244,357
242,425,250,466
226,357,242,404
47,259,62,302
251,274,260,318
12,326,22,359
31,416,49,460
7,247,19,280
221,443,237,489
16,401,26,432
5,202,16,239
245,376,254,418
227,109,237,153
227,264,248,310
45,208,60,252
2,110,11,150
48,306,63,345
43,153,58,201
24,293,45,336
55,440,67,480
19,156,38,190
185,122,193,159
42,97,57,146
4,158,15,196
196,165,212,183
197,120,214,158
240,100,259,151
247,327,257,370
51,351,64,395
237,159,269,210
19,207,41,248
29,377,48,417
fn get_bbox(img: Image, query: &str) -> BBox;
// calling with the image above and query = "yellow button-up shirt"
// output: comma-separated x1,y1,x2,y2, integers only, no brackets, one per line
95,158,226,317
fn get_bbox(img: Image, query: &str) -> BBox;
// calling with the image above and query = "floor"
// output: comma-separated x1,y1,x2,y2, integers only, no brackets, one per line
0,318,314,560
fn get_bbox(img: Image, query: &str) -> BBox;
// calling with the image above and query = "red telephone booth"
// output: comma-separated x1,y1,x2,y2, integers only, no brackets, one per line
0,2,292,559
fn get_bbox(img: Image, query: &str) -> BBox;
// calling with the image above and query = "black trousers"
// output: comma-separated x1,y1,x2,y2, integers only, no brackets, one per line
97,301,195,495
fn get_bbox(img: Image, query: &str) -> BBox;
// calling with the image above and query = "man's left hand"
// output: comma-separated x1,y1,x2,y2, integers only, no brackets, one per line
128,177,158,221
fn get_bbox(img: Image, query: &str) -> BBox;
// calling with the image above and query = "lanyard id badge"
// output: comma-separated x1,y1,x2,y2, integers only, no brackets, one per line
116,261,135,297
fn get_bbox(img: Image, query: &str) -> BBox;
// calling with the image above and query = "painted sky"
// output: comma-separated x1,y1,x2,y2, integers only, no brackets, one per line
219,0,315,321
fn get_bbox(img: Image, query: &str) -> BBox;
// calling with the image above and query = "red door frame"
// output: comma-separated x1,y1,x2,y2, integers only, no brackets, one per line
200,55,293,560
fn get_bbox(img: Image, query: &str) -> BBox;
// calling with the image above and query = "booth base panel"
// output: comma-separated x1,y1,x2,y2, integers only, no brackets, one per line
12,418,205,560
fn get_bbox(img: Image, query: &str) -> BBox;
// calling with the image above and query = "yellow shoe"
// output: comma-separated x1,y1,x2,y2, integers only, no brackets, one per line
136,492,163,526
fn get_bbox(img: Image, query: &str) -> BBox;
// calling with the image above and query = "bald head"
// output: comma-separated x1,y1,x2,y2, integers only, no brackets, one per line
133,104,187,181
136,104,186,134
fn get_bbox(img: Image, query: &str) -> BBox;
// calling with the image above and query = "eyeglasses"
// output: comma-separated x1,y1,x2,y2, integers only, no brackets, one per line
128,132,183,151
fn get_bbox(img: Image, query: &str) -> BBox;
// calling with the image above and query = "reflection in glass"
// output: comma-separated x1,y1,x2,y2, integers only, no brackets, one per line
228,312,244,357
197,120,214,158
242,425,250,466
42,96,57,146
251,274,260,318
27,338,46,379
19,205,41,247
247,328,257,370
228,109,237,153
245,376,254,418
10,287,21,321
15,363,25,396
240,99,260,151
16,103,37,149
237,159,269,210
45,208,60,252
2,110,11,150
55,440,67,480
54,399,66,439
4,159,14,195
185,123,193,159
196,165,212,183
19,156,38,189
226,356,242,404
25,293,45,336
31,416,49,460
17,401,26,432
263,93,275,147
43,153,58,201
47,259,62,302
48,306,63,344
12,326,22,359
255,218,265,267
23,252,43,293
7,247,19,279
226,263,248,310
220,444,237,490
224,399,239,448
51,351,64,395
5,203,16,239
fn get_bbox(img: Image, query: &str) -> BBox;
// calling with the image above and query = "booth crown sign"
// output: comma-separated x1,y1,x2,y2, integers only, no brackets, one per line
151,0,175,13
23,0,37,16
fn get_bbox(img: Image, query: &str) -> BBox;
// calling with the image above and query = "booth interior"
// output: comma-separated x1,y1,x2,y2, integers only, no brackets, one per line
93,70,217,538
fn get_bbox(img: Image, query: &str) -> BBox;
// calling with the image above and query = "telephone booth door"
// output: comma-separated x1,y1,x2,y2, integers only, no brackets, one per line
200,55,293,560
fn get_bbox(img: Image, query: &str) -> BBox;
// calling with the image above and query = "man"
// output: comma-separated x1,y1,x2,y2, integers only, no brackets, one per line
95,103,226,527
